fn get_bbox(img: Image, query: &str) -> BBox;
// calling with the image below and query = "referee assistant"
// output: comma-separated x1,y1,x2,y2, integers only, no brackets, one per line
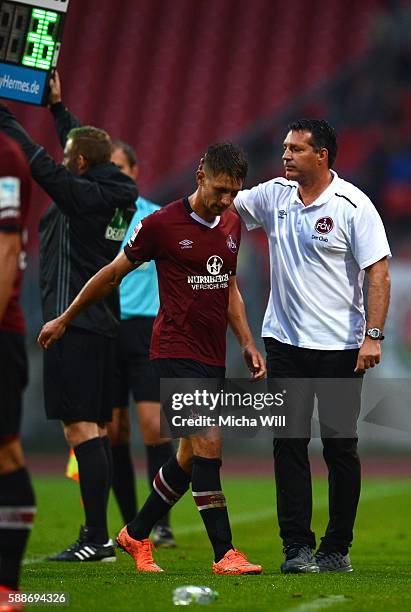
0,101,137,562
234,119,391,573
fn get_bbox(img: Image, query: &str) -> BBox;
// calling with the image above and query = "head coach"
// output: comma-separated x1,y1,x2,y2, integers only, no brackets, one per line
234,119,391,574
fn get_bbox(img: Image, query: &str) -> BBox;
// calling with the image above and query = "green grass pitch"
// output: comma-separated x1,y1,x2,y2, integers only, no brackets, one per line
21,475,411,611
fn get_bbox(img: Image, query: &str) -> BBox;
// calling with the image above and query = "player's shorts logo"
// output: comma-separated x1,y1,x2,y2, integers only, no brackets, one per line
207,255,223,275
226,235,237,252
315,216,334,234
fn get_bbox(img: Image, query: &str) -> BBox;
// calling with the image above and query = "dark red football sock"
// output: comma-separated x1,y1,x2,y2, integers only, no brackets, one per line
127,455,190,540
145,441,174,528
191,455,233,562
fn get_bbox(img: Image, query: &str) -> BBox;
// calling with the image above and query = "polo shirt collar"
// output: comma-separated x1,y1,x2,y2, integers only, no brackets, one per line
291,170,339,208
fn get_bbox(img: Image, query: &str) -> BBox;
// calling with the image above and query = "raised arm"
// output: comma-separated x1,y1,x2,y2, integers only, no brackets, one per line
0,102,42,163
228,276,266,379
0,102,137,216
37,251,136,349
0,102,82,204
354,257,390,373
48,71,82,147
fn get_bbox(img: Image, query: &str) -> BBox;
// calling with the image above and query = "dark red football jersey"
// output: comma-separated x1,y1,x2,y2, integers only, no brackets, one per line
0,132,31,335
124,198,241,366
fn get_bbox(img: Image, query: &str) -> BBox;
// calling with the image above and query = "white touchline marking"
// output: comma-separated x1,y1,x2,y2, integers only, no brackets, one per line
22,480,409,564
284,595,346,612
22,557,47,565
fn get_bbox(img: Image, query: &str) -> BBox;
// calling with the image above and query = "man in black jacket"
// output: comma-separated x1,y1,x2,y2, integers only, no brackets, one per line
0,101,138,562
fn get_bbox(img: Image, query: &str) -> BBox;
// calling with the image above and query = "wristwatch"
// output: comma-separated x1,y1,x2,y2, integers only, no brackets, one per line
365,328,385,340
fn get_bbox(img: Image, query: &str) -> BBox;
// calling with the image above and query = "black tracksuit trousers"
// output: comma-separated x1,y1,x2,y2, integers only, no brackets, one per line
264,338,363,553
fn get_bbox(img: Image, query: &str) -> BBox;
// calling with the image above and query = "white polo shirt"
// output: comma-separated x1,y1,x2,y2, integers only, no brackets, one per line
234,170,391,350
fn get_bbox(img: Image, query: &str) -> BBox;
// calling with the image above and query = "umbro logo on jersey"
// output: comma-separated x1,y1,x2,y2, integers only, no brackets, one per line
278,210,287,219
315,216,334,234
179,239,193,249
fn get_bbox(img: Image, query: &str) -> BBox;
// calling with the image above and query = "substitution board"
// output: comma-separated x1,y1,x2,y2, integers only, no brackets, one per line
0,0,69,105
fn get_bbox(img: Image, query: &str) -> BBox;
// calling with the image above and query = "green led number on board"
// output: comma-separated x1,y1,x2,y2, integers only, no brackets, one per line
22,8,60,70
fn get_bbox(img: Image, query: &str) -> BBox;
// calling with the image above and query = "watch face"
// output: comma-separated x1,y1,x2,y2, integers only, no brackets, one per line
368,329,380,338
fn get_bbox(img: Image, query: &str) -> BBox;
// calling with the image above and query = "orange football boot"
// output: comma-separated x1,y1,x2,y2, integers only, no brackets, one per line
116,526,163,572
212,549,262,575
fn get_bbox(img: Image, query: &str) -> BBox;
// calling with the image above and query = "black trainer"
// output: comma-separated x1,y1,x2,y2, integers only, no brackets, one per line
314,550,353,572
151,525,176,549
280,544,319,574
47,526,116,562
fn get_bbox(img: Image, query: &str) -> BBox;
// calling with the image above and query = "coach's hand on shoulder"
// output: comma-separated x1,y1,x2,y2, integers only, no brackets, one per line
242,344,266,380
354,337,381,373
37,316,67,350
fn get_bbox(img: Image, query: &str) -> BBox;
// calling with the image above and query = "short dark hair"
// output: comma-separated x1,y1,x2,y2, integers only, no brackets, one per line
203,142,248,182
287,119,338,167
112,139,138,168
68,126,112,167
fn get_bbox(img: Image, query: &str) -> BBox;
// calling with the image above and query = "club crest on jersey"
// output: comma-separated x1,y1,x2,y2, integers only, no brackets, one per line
314,216,334,234
226,235,237,252
128,221,142,247
179,239,193,249
207,255,223,275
